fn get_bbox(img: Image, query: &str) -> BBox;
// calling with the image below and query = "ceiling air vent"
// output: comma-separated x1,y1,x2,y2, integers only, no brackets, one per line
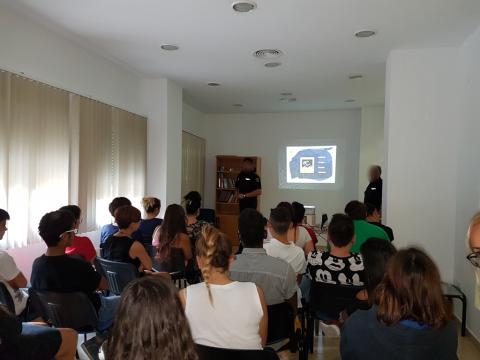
253,49,283,60
232,1,257,13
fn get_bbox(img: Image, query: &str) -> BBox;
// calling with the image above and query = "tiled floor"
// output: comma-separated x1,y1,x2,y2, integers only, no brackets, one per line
289,333,480,360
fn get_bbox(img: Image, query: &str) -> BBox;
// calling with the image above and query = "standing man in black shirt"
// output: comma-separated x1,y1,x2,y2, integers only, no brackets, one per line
364,165,383,210
235,157,262,212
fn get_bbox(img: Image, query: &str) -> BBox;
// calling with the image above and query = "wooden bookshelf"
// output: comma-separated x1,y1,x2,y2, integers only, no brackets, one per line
216,155,261,246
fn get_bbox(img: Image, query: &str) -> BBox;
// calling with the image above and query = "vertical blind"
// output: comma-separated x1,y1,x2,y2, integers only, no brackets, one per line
181,131,206,199
0,70,147,248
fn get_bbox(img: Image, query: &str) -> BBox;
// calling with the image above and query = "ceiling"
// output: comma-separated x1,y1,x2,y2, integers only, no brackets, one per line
2,0,480,113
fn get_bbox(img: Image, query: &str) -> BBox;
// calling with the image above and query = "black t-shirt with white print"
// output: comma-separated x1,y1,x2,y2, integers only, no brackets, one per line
307,250,365,286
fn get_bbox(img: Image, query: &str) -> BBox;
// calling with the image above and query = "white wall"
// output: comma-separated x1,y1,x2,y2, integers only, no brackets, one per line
385,43,480,340
0,6,143,115
183,102,206,138
203,110,361,217
453,26,480,341
358,106,385,198
385,48,460,283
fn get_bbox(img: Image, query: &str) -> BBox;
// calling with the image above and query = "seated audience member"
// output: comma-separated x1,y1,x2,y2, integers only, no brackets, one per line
179,225,267,350
365,203,394,241
60,205,96,263
184,191,208,250
153,204,192,271
344,200,389,253
467,212,480,295
291,201,316,255
139,197,162,244
230,209,297,306
341,248,458,360
356,238,396,303
100,197,141,244
307,214,365,288
264,206,307,278
0,305,77,360
31,210,120,360
0,209,29,318
107,277,197,360
101,206,153,273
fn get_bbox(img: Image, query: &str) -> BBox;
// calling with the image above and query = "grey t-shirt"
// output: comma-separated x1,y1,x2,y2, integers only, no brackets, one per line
230,247,297,306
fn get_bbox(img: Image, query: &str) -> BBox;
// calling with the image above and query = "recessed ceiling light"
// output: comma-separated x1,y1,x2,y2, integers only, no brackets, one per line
207,82,221,87
232,1,257,13
348,74,363,80
264,62,282,68
345,99,356,103
354,30,376,38
253,49,283,59
280,92,293,96
232,104,244,107
161,44,179,51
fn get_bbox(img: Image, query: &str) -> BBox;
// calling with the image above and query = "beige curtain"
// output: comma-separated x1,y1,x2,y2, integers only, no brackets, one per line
77,97,114,232
113,108,147,212
0,70,148,246
0,73,70,248
181,131,206,199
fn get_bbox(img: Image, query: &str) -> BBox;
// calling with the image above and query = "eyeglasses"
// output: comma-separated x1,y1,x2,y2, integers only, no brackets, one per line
59,228,78,239
466,251,480,268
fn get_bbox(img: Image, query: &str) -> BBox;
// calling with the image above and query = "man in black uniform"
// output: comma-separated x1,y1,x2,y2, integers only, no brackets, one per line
235,158,262,212
364,165,383,210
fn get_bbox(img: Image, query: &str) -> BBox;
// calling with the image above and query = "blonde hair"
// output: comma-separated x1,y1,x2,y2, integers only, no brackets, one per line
195,225,232,305
142,197,161,213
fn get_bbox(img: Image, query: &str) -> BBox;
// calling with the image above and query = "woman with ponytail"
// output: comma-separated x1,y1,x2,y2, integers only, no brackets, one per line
184,191,208,251
179,225,268,350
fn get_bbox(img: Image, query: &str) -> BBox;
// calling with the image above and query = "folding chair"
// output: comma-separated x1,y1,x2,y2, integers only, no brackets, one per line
97,258,138,295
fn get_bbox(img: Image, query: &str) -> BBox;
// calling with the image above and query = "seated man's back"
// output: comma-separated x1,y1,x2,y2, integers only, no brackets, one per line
351,220,389,253
231,248,297,306
307,250,364,286
31,254,101,310
232,209,298,306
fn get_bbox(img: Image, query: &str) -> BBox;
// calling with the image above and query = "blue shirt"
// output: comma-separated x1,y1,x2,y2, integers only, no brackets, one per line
139,218,163,239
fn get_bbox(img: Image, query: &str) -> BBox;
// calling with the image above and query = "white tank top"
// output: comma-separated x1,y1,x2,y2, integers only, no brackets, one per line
185,281,263,350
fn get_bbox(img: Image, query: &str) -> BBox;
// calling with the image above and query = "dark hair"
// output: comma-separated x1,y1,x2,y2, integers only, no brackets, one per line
184,191,202,215
291,202,306,225
360,238,396,299
196,225,232,305
269,206,292,236
0,209,10,222
141,197,161,214
59,205,81,220
38,210,75,247
158,204,187,260
238,209,267,248
108,197,132,217
375,247,452,329
344,200,367,220
375,165,382,175
107,276,198,360
243,157,254,164
114,206,141,230
365,203,379,217
328,214,354,248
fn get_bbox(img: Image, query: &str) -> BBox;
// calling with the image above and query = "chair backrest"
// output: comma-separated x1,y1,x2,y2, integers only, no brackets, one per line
196,344,279,360
97,258,138,295
28,289,98,332
198,208,217,225
266,302,294,344
0,283,15,314
310,281,364,318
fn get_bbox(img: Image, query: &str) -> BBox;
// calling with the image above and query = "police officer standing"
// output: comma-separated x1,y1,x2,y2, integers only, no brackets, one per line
235,158,262,212
364,165,383,210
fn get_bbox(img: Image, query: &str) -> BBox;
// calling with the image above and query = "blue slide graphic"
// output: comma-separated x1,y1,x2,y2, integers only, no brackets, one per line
289,147,333,181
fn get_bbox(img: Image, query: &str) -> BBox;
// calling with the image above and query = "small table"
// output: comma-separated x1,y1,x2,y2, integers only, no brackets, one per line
442,282,467,336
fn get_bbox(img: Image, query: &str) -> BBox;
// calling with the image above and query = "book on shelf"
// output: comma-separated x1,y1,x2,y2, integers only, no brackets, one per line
217,190,237,203
217,175,237,189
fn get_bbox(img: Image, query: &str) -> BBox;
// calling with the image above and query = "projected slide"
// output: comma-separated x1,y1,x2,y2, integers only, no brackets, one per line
286,146,337,184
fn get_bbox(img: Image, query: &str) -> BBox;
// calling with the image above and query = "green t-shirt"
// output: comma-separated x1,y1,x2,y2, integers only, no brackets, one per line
351,220,390,253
